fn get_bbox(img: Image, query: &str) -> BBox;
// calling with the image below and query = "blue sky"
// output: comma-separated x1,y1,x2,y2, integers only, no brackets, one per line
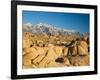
22,11,89,33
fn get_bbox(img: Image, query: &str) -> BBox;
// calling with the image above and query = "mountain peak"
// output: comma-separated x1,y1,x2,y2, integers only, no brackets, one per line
35,22,55,29
23,22,82,36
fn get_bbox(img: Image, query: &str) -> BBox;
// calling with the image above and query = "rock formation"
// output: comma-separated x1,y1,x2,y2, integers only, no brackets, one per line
22,23,90,69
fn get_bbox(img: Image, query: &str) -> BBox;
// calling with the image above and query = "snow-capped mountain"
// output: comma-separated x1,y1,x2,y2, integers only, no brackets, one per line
22,22,85,37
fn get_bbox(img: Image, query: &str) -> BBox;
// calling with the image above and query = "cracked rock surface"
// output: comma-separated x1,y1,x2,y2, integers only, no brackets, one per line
22,32,89,69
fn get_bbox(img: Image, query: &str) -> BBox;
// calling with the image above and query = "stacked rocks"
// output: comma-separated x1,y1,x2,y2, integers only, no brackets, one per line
68,38,89,66
22,32,89,69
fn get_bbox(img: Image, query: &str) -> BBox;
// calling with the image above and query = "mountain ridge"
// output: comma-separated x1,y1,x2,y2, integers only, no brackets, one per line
23,22,89,37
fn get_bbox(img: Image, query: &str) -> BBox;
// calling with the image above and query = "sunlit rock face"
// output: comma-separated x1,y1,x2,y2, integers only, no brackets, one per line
22,23,89,69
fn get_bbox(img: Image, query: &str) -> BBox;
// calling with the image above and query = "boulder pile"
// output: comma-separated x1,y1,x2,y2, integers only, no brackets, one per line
22,32,90,69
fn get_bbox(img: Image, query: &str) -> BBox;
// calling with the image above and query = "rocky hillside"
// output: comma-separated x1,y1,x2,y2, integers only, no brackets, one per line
22,30,90,68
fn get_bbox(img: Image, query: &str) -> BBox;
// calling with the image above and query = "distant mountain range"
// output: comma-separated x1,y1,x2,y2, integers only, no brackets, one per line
22,23,89,37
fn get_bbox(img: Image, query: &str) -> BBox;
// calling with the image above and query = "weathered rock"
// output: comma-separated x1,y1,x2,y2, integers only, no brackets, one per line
32,54,45,65
23,32,33,38
37,43,43,47
54,47,63,57
63,47,68,56
23,47,37,55
47,44,54,48
22,31,90,68
71,46,77,56
23,58,31,66
63,57,71,66
36,47,47,55
23,38,33,48
23,50,39,60
78,45,88,56
70,55,89,66
68,40,88,56
47,61,65,67
83,37,88,42
23,58,37,69
46,48,58,61
56,41,61,45
38,57,50,68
